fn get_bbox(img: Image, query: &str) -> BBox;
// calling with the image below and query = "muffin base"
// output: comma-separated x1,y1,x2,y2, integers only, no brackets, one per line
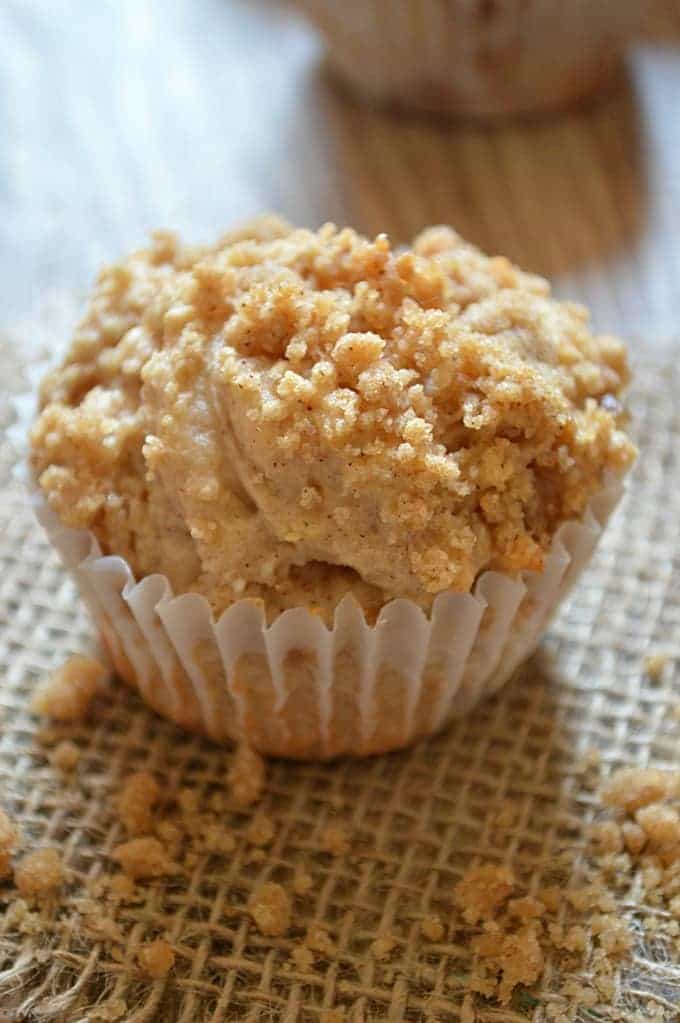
33,477,623,760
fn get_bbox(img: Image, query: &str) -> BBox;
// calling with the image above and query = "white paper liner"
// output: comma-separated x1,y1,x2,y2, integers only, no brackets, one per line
32,478,624,759
295,0,643,117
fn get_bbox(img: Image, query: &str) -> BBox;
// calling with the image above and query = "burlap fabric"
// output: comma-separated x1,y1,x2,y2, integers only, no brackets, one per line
1,3,680,1014
0,341,678,1022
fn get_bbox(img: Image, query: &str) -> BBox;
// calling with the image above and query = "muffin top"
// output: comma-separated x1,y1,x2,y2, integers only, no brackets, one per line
31,216,634,621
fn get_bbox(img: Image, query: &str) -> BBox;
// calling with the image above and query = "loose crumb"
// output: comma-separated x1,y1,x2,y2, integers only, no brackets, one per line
49,739,81,771
292,945,314,970
14,848,63,898
421,914,445,941
293,863,313,896
507,896,546,921
228,743,266,807
369,931,396,960
454,863,515,924
245,814,275,848
138,938,175,979
31,654,107,721
112,837,172,880
319,824,350,856
635,803,680,853
118,771,159,835
498,930,543,1004
600,767,675,813
249,882,291,936
107,873,137,901
0,809,19,878
644,652,669,681
319,1011,345,1023
305,925,334,955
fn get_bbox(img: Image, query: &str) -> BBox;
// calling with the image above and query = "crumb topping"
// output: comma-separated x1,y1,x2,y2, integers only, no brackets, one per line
31,217,634,619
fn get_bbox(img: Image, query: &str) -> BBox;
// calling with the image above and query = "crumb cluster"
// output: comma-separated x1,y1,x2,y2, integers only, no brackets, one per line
31,217,634,619
31,654,107,721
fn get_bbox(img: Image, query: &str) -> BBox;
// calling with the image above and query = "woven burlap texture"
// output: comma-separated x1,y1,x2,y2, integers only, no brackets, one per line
0,353,679,1022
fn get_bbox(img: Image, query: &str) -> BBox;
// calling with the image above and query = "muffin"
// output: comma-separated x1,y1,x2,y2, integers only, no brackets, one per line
295,0,645,118
30,216,635,758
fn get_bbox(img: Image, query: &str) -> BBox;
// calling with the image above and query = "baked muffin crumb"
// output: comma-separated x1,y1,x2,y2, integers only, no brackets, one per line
138,939,175,978
49,740,81,771
31,654,107,721
248,882,291,937
112,837,173,880
14,848,63,898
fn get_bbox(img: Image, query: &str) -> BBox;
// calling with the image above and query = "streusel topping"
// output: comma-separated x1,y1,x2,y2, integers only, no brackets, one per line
31,216,634,618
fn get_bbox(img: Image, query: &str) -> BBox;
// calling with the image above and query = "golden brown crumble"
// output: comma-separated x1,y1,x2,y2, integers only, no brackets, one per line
31,217,634,620
454,863,515,924
644,652,669,681
369,931,397,960
227,743,266,807
291,945,314,971
49,740,81,771
118,771,159,835
31,654,107,722
14,848,63,898
420,914,445,941
112,837,173,880
0,810,19,878
600,767,677,813
248,882,291,937
138,939,175,979
319,824,350,856
293,863,314,896
245,814,275,848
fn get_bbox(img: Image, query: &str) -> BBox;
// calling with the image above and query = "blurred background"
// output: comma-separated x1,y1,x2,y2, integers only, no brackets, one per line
1,0,679,358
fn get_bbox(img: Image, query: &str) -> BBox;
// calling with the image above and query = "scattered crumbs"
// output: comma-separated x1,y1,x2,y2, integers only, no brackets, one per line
245,814,275,848
118,771,159,835
31,654,107,721
507,896,545,921
454,863,515,924
575,746,602,774
319,824,350,856
34,726,59,747
587,820,623,855
138,938,175,979
107,873,137,902
305,925,334,955
49,739,80,771
635,802,680,852
291,945,314,971
14,848,63,898
293,863,313,896
644,652,669,681
248,882,291,936
245,848,266,865
197,821,236,855
600,767,675,813
228,743,266,807
369,931,396,960
177,788,200,815
112,837,173,880
0,809,19,877
475,926,544,1005
421,914,445,941
537,887,561,913
319,1011,345,1023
